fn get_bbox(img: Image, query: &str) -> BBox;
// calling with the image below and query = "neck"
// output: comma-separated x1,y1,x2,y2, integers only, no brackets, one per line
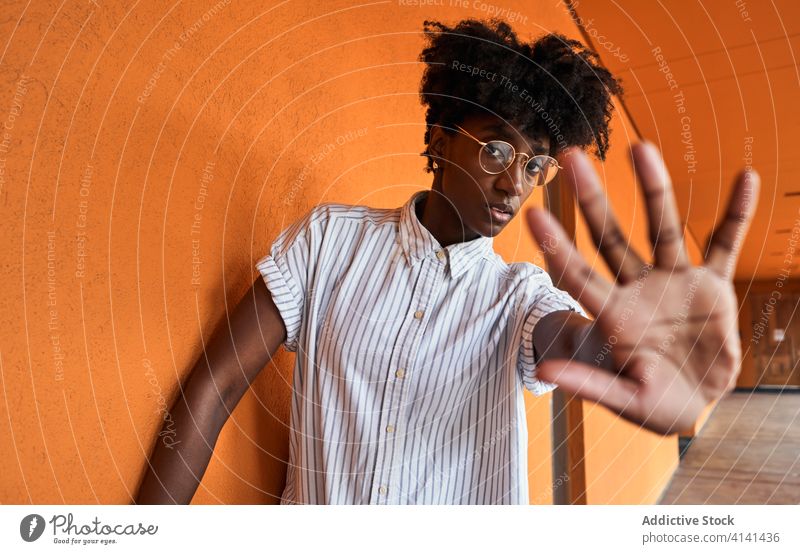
418,179,481,247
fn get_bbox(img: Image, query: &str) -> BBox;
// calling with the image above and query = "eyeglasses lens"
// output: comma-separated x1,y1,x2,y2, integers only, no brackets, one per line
479,141,557,187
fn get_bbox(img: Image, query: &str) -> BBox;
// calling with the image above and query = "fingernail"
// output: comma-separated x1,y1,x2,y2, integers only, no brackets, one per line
527,207,550,226
632,140,667,173
744,168,760,181
558,146,582,162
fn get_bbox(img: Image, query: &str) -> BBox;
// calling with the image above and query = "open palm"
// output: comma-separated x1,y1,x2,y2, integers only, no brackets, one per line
525,143,760,435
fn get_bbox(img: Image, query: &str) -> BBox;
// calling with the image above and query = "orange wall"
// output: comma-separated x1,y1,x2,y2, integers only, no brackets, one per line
1,0,678,504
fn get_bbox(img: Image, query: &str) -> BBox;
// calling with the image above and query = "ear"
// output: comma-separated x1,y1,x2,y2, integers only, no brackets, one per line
428,124,449,164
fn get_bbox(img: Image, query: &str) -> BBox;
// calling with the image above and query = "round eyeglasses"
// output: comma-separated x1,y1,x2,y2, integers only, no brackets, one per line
453,124,562,188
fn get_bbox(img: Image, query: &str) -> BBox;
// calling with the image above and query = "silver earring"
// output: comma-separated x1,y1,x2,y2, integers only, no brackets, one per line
432,161,439,171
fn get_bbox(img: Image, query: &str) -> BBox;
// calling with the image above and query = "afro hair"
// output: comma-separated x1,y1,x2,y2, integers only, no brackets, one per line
418,18,623,173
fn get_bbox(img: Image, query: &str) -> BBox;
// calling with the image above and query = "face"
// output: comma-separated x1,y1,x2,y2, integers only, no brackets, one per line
429,113,553,238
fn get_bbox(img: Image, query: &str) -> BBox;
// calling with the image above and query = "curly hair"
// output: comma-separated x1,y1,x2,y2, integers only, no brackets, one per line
418,18,623,172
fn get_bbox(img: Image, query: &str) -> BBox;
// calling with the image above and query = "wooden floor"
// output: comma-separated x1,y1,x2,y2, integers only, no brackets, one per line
659,391,800,504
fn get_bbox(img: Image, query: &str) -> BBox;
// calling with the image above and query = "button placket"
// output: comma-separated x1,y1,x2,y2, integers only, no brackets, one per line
388,259,448,503
370,257,445,504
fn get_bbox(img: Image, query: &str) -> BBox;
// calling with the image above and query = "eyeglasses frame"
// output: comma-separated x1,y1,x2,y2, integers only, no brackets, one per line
452,123,562,188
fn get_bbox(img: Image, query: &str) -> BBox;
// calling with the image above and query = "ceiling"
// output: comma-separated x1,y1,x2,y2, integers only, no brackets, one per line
569,0,800,280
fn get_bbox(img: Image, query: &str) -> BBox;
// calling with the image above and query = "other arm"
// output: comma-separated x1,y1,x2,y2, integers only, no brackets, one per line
135,276,286,504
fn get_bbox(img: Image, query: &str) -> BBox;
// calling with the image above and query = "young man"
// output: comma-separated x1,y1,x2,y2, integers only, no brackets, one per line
136,19,758,504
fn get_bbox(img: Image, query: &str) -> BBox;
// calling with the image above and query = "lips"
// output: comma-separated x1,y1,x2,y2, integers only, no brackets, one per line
488,202,514,216
487,202,513,223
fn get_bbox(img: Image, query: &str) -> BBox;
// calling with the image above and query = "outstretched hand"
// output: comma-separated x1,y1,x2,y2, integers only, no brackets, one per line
525,142,760,435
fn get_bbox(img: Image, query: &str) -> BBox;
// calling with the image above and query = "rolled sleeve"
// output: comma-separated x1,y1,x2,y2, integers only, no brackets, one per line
255,205,329,353
517,265,587,396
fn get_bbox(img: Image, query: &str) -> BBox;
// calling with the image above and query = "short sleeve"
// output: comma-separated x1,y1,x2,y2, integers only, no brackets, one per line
517,265,588,396
255,204,330,353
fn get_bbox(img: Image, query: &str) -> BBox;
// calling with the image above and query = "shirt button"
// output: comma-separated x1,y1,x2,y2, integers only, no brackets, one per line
436,250,445,260
386,424,395,433
378,485,388,495
414,310,424,319
395,368,406,379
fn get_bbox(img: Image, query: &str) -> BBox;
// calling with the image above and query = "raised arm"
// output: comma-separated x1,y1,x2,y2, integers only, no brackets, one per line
524,143,759,435
531,309,621,390
135,276,286,504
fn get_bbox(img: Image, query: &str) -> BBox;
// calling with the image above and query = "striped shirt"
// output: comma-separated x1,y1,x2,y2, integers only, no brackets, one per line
255,189,586,504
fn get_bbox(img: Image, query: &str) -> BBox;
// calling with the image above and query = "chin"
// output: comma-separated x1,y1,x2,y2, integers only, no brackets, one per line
475,223,502,238
481,216,512,237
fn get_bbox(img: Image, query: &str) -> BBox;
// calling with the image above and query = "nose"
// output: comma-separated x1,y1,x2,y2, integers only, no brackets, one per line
494,156,527,198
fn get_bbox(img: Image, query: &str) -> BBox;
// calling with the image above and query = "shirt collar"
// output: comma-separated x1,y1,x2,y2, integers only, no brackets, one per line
399,190,494,279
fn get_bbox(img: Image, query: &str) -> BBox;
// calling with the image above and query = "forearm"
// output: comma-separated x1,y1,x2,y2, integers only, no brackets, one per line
135,363,230,505
135,278,286,504
533,310,616,371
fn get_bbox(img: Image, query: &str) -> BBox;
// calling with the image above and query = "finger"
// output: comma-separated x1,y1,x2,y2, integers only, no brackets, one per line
535,359,641,416
704,169,760,280
631,142,691,270
526,206,614,316
560,148,647,284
